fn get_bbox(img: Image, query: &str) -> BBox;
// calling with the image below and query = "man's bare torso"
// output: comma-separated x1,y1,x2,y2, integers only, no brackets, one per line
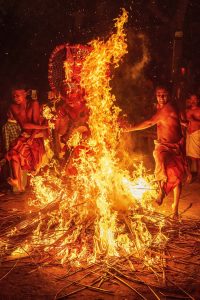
157,102,182,143
11,102,32,125
186,106,200,134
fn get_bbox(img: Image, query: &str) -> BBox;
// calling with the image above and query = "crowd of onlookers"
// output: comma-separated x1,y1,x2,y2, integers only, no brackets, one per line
0,85,199,198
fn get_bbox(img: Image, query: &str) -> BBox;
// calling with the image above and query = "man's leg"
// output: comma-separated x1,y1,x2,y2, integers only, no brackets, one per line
153,149,168,183
172,183,182,219
8,158,23,192
153,146,168,205
156,180,166,205
186,156,192,183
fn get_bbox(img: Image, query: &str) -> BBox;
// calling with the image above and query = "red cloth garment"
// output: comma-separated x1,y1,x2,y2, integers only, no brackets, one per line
6,132,45,172
153,138,187,195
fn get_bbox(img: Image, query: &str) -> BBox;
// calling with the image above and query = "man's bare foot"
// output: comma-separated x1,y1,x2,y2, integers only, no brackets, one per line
7,177,25,193
13,190,25,194
156,188,165,205
7,177,19,189
172,212,179,220
172,203,179,219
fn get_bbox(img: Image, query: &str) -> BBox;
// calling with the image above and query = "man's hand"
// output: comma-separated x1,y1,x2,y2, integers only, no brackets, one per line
123,124,135,132
118,116,135,132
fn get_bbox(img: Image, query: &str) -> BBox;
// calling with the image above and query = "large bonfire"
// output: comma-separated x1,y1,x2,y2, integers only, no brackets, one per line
5,8,163,265
1,9,199,299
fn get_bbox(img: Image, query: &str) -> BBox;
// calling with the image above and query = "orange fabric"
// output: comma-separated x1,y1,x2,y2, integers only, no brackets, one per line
6,134,45,172
153,139,187,195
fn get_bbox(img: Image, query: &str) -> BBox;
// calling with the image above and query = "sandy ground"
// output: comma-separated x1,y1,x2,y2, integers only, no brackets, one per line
0,178,199,300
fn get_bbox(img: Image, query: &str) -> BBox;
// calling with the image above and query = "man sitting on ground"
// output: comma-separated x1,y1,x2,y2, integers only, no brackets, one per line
6,87,48,192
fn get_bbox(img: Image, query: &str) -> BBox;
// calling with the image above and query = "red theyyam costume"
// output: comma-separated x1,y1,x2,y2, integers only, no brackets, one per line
48,44,92,171
153,138,187,195
6,131,45,173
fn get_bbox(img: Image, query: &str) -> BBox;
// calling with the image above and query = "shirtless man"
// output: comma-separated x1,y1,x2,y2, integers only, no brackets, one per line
185,94,200,181
6,88,48,192
125,86,186,218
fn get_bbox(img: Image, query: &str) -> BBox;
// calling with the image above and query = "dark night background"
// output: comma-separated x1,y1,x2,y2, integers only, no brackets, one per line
0,0,200,125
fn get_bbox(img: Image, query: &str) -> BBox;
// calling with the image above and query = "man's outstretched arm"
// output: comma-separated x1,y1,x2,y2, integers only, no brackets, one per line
124,112,160,132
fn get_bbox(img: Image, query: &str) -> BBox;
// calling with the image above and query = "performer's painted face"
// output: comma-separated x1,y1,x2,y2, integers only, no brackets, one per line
156,88,169,106
12,89,26,104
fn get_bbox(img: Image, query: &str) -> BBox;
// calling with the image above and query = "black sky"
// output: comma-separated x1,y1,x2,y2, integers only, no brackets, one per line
0,0,200,102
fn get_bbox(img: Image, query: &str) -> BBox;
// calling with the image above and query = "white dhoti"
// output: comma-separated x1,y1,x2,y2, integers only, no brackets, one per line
186,130,200,158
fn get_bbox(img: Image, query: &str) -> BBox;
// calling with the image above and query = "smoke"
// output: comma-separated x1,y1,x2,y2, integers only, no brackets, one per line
110,29,154,169
131,33,150,80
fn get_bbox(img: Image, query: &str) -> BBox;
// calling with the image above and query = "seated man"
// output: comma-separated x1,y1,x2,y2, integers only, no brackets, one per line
6,87,48,192
125,86,187,218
